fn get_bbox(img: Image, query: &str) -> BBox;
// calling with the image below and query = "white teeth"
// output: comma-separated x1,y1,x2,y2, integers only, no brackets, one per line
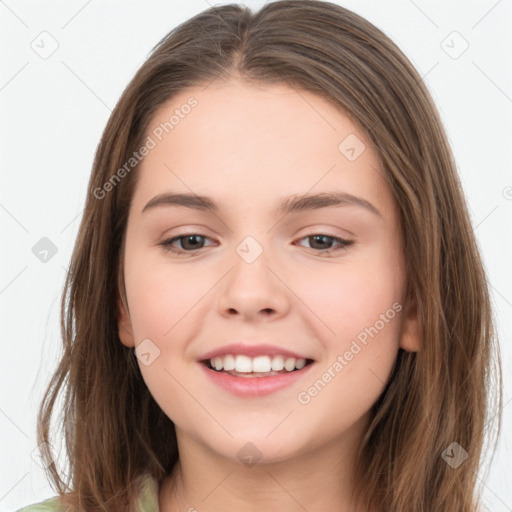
234,355,252,373
223,354,235,371
271,356,284,371
295,358,306,370
284,357,296,371
252,356,272,373
208,354,308,373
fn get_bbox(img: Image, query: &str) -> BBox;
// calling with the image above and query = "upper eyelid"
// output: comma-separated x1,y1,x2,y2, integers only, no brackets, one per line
161,225,354,240
163,232,351,241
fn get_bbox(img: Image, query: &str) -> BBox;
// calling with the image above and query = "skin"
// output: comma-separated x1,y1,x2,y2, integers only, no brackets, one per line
118,78,420,512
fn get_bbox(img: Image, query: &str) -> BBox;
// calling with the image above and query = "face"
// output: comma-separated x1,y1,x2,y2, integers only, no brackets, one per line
118,79,419,465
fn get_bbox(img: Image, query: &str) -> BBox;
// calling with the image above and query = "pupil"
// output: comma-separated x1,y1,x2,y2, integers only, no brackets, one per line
311,235,330,250
183,235,203,250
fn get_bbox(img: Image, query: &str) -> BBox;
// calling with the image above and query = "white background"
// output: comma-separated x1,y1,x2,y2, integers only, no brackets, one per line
1,0,511,510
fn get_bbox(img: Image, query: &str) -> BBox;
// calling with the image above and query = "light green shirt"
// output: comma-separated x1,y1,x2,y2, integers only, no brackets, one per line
15,473,159,512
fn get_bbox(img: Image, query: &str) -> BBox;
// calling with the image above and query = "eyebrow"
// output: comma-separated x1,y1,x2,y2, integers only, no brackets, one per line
141,191,382,218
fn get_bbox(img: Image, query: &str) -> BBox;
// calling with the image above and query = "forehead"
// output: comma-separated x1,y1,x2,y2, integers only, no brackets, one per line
131,79,393,218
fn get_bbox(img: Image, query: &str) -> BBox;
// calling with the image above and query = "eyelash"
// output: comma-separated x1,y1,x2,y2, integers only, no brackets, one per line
158,232,354,256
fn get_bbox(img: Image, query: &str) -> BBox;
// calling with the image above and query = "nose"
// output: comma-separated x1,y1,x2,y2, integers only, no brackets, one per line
216,244,291,322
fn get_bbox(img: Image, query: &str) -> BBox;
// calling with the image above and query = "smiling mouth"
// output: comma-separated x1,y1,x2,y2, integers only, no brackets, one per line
201,359,315,377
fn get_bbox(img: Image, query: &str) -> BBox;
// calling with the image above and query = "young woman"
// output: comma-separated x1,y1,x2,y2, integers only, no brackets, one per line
17,1,502,511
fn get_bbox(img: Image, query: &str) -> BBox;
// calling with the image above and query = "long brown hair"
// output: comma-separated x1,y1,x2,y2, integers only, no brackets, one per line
37,1,502,510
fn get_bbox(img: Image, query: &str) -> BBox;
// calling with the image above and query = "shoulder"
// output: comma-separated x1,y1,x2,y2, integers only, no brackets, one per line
14,496,63,512
13,473,159,512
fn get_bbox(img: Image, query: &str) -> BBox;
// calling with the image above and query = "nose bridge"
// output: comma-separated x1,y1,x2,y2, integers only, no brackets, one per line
230,233,275,290
235,234,266,266
216,232,290,319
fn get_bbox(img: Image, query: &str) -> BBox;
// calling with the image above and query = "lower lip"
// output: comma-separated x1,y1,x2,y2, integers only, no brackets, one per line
199,361,315,397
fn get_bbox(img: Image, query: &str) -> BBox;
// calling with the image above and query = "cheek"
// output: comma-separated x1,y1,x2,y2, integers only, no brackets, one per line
125,253,207,342
290,249,404,406
291,252,404,341
123,256,202,422
297,253,403,420
293,265,403,434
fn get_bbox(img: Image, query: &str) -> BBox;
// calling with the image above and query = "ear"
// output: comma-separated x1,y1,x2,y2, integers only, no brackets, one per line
118,298,135,348
398,294,421,352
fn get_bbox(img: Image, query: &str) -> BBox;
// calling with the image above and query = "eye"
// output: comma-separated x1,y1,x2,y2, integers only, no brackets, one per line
158,232,354,256
295,233,353,254
159,234,215,254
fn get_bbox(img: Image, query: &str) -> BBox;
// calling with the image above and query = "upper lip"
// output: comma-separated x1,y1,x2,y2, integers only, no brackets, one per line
198,343,314,361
